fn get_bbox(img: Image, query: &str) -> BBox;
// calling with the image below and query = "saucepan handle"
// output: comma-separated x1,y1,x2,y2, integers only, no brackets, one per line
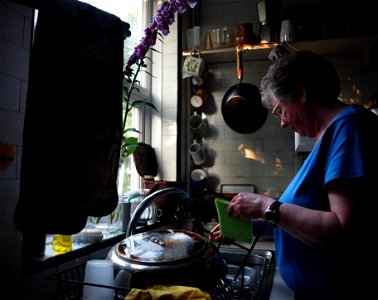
236,47,243,83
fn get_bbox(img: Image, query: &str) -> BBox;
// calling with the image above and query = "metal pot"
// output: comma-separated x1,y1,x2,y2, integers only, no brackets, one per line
107,229,228,290
221,48,268,134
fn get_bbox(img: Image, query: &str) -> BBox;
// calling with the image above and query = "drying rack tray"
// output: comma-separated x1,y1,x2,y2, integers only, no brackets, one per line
47,261,130,300
47,259,257,300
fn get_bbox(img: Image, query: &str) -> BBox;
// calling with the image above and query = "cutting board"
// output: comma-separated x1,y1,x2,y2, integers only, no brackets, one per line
215,198,253,243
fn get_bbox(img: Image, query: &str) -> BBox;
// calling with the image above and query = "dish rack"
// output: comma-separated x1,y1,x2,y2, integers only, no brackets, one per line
47,261,254,300
47,261,131,300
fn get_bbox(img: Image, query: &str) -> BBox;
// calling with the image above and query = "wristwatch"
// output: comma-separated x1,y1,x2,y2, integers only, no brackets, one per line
264,200,283,226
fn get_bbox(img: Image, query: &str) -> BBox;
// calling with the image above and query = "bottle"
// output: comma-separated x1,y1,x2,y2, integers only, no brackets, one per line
52,234,72,254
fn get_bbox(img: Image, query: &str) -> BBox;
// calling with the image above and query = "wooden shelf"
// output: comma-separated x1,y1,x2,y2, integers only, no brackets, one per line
183,42,278,64
183,36,378,64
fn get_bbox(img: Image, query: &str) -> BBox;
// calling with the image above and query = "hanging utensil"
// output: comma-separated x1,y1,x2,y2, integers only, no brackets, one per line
221,47,268,134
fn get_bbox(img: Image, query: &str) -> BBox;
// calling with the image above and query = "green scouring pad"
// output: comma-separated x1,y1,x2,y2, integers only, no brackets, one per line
215,198,253,244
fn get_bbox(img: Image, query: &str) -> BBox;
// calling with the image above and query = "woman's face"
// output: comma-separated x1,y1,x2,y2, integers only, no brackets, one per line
270,93,317,138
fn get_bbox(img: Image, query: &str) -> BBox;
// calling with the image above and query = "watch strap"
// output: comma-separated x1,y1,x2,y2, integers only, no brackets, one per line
264,200,282,227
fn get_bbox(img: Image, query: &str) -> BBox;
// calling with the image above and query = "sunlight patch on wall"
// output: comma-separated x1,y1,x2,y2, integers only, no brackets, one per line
275,156,283,171
261,187,276,197
339,76,368,106
237,144,265,164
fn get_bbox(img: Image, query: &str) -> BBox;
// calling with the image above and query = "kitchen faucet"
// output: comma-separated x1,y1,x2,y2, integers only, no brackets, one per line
126,187,191,237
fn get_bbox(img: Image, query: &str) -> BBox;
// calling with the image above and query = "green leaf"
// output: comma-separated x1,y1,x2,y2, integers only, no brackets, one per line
150,47,161,54
141,70,156,78
125,143,138,156
131,100,158,111
121,136,139,158
123,136,138,145
124,127,140,134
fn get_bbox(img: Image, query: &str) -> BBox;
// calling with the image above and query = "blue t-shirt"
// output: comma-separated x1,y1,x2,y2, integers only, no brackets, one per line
274,104,378,298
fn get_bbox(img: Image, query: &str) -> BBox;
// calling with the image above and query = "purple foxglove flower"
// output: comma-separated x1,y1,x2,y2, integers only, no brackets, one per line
187,0,198,9
125,0,198,78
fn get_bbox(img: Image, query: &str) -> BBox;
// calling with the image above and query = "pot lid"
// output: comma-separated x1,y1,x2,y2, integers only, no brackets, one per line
117,229,207,264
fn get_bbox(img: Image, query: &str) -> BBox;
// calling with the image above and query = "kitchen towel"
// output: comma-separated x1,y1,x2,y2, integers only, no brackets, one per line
125,285,211,300
14,0,124,234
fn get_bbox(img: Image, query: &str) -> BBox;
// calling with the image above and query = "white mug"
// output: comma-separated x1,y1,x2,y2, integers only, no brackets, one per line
190,169,208,190
189,140,206,165
83,260,114,300
186,26,201,50
280,19,295,42
130,197,159,225
183,51,205,79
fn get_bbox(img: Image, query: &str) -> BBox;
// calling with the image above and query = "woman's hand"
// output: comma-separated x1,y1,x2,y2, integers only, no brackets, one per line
227,192,275,219
208,223,233,244
208,223,222,241
208,192,275,242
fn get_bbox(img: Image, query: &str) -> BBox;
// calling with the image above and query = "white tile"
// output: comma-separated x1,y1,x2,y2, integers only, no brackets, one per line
162,118,177,136
4,0,34,17
1,40,30,80
1,74,21,111
1,4,25,46
0,178,20,214
162,135,177,150
20,80,28,113
1,109,25,145
162,66,178,82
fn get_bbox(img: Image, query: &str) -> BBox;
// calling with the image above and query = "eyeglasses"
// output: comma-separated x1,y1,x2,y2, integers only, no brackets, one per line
271,102,282,118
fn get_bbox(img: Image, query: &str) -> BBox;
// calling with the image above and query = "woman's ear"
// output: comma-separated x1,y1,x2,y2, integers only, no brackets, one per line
298,86,307,104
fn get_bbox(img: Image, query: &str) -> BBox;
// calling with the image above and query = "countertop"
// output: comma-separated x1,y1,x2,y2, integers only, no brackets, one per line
270,269,295,300
253,240,294,300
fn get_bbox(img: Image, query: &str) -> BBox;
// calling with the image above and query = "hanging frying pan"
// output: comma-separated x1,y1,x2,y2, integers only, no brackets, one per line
221,48,268,134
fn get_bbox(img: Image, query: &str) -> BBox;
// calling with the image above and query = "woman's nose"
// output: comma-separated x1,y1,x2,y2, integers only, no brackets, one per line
280,117,288,128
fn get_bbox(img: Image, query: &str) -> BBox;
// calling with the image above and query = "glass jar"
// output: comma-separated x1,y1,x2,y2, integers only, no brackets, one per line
52,234,72,254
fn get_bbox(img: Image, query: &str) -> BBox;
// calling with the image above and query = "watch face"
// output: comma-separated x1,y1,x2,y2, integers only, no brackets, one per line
264,210,275,221
190,95,203,108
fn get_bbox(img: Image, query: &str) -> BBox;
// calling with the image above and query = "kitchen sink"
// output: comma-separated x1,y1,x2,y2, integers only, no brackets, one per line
217,247,276,300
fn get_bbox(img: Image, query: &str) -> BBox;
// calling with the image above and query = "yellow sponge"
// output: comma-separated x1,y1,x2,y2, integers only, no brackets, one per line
215,198,253,244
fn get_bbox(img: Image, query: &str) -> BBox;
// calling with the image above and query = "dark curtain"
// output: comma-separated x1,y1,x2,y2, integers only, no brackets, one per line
14,0,124,235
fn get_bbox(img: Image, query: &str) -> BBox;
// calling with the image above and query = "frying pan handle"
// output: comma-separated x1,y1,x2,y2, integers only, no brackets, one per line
236,47,243,83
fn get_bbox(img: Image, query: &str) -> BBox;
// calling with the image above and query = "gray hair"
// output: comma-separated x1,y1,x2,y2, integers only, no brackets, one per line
260,50,340,108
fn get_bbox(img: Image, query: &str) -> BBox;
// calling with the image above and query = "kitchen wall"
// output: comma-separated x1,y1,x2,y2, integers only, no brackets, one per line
183,0,378,200
0,0,32,293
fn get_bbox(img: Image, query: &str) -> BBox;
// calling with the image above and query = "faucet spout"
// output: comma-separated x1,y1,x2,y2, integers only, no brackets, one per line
126,187,191,237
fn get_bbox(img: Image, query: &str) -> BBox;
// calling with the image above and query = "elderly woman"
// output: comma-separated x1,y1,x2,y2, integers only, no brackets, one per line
210,50,378,299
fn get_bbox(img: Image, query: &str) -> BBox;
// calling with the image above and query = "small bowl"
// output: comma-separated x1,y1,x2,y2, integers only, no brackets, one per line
73,229,103,244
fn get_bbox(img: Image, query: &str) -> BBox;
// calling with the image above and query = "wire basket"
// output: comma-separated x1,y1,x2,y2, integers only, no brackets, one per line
47,261,131,300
